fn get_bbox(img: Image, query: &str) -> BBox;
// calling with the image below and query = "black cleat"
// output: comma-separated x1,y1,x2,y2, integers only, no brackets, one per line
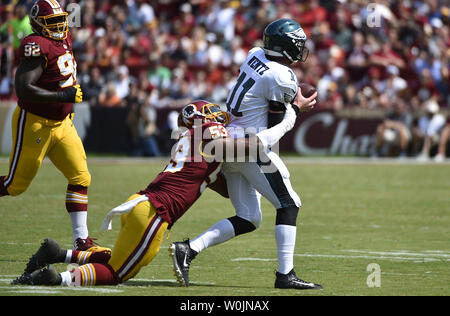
12,265,61,286
275,269,323,290
25,238,64,274
169,240,198,286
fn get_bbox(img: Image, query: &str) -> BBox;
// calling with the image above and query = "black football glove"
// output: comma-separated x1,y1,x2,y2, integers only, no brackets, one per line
58,84,83,103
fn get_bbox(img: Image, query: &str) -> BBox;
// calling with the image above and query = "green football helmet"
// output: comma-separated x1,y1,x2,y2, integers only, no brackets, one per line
263,18,309,63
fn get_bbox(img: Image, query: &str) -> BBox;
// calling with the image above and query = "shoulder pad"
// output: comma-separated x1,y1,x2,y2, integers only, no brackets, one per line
20,34,49,58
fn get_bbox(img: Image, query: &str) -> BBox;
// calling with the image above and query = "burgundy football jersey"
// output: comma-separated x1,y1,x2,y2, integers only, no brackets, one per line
17,32,77,120
139,122,229,226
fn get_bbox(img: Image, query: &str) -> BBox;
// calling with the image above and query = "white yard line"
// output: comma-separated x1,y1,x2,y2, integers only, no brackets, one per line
0,285,123,294
232,249,450,263
343,249,450,258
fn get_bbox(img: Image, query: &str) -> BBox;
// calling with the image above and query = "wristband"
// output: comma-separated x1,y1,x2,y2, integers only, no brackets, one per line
291,103,300,116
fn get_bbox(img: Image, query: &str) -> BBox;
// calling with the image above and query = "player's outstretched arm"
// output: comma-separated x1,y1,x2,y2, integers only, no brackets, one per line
207,104,298,161
256,103,297,149
207,172,229,198
205,105,298,196
204,135,258,162
15,57,83,103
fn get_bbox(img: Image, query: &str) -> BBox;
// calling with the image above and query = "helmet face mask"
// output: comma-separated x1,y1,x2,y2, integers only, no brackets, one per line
202,103,230,126
289,33,309,62
30,1,69,41
263,19,309,63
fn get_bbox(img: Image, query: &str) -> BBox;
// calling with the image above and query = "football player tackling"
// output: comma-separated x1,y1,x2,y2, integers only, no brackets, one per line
0,0,108,252
12,100,301,286
171,19,322,290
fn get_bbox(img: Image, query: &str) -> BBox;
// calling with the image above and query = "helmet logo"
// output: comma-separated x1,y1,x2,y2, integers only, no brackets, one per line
285,28,306,41
183,104,197,118
30,4,39,18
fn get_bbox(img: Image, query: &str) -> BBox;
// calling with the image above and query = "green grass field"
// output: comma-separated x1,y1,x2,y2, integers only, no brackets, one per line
0,158,449,297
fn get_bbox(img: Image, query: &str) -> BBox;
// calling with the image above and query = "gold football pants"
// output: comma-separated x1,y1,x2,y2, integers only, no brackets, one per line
108,194,168,283
3,106,91,196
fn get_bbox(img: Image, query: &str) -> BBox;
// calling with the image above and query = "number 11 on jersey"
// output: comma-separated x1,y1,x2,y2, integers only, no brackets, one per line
226,72,255,117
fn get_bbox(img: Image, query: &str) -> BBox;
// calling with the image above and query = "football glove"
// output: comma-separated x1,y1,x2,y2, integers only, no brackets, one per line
58,84,83,103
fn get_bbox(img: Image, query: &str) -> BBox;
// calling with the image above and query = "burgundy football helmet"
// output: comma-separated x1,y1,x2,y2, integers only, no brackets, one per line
178,100,230,129
29,0,69,40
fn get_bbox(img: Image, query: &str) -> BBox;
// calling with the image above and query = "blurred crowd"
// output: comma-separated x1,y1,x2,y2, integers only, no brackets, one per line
0,0,449,158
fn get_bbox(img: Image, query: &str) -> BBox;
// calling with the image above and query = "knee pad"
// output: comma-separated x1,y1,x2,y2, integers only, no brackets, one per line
228,216,258,236
276,206,299,226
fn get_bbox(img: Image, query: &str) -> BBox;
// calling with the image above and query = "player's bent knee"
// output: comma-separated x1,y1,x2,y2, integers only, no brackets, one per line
5,184,28,196
7,189,22,197
276,206,299,226
228,216,258,236
69,172,91,188
246,211,262,229
80,172,91,187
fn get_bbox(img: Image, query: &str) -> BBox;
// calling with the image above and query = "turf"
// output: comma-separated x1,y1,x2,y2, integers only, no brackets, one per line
0,158,449,297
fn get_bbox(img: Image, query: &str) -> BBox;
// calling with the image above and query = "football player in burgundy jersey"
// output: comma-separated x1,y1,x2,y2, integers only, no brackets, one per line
0,0,109,253
12,100,300,286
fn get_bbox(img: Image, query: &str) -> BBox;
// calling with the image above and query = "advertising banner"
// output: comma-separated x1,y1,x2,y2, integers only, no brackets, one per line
280,110,382,156
0,103,383,156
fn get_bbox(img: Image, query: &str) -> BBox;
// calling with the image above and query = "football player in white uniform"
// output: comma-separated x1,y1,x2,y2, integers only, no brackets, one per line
171,19,321,290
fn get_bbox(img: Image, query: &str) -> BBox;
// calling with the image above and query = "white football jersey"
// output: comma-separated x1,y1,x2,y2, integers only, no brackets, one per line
226,47,298,136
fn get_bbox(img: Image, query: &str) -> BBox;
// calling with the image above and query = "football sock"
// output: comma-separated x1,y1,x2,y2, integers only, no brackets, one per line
66,250,111,265
60,271,72,286
66,185,89,241
275,224,297,274
227,215,256,235
69,212,89,241
189,219,236,253
69,263,117,286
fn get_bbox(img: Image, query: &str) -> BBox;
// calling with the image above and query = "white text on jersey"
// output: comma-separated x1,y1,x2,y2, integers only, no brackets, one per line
247,56,269,76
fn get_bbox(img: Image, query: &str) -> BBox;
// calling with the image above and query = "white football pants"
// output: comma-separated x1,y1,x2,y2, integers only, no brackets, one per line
222,150,301,227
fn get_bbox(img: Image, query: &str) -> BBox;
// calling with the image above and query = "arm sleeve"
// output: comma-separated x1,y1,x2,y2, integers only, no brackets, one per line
257,104,297,149
268,100,286,128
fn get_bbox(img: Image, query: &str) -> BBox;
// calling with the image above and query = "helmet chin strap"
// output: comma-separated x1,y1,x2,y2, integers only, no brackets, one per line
263,48,296,63
282,51,295,63
262,48,284,58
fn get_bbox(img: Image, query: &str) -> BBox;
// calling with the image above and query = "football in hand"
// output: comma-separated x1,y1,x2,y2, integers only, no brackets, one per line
298,83,317,98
